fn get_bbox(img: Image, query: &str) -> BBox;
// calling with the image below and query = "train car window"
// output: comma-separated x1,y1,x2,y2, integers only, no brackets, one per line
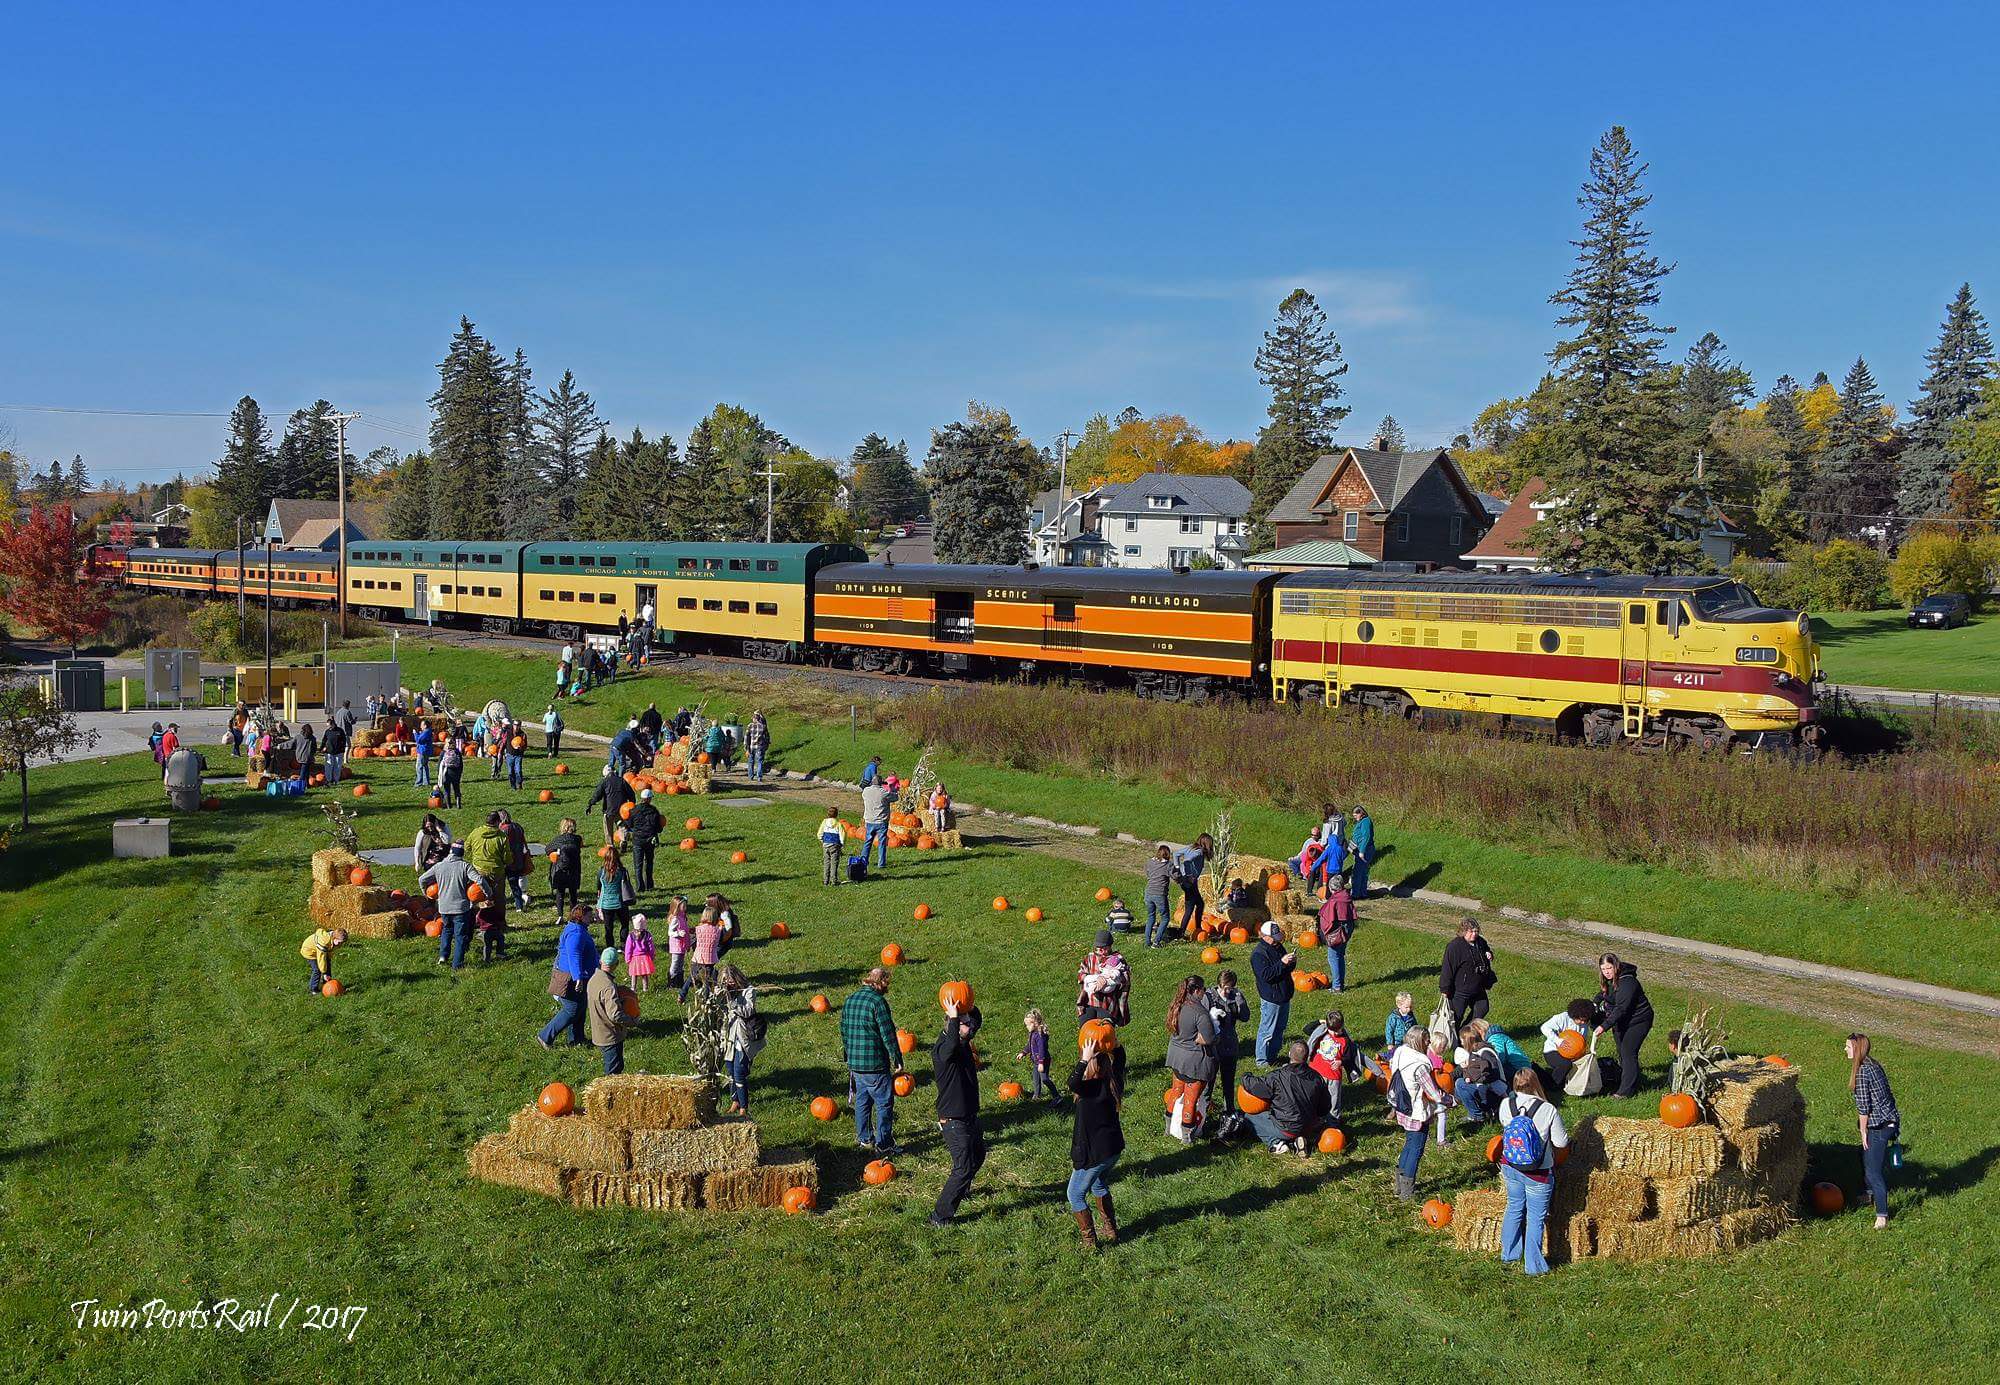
558,591,574,602
703,599,722,611
1356,620,1374,642
538,556,554,566
678,558,697,570
728,600,749,613
703,559,722,570
636,558,650,569
728,559,748,571
1628,604,1646,625
756,560,778,571
559,555,575,566
756,602,778,615
1052,598,1077,621
540,589,554,600
1539,629,1561,653
679,597,697,610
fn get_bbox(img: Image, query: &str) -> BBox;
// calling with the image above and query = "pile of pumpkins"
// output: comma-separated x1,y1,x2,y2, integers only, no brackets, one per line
885,806,938,851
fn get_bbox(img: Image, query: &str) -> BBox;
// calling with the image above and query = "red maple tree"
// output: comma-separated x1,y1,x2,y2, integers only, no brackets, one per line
0,503,112,656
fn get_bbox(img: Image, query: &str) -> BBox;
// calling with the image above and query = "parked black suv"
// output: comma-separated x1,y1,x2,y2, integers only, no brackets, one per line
1907,593,1970,629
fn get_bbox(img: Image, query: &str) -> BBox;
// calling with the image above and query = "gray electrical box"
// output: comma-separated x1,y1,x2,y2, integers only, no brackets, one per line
52,659,104,712
325,661,401,715
145,648,202,707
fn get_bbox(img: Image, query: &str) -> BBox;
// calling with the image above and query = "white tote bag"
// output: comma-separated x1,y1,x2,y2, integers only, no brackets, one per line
1565,1032,1604,1098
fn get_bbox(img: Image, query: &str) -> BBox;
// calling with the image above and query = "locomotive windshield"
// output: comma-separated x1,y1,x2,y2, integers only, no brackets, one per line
1690,581,1759,618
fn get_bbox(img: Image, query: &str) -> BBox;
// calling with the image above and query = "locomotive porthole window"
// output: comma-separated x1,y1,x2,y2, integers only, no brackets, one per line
1356,620,1374,642
1539,628,1561,653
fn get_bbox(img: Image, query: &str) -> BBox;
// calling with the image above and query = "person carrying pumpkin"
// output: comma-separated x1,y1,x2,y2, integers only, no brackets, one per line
1067,1026,1127,1249
1239,1038,1330,1157
1592,953,1654,1099
1537,1000,1596,1093
1164,975,1217,1144
586,947,627,1075
301,927,347,996
840,967,904,1155
929,993,986,1227
539,908,596,1049
419,842,493,972
546,817,585,926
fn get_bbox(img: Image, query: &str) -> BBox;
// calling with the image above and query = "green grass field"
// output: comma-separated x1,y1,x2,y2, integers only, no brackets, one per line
3,741,1996,1382
1813,609,2000,696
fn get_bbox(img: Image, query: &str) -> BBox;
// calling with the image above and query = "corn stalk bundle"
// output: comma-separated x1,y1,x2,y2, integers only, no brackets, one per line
1201,808,1234,905
317,802,361,855
680,983,727,1086
1667,1007,1732,1115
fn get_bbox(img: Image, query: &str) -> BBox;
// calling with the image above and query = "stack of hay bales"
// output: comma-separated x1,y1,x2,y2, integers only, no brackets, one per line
686,759,713,794
1223,852,1313,934
466,1073,817,1212
917,810,965,850
308,847,417,940
1451,1060,1804,1263
351,726,387,751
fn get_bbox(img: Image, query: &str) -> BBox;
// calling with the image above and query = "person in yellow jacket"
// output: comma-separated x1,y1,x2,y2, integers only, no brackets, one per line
302,927,347,995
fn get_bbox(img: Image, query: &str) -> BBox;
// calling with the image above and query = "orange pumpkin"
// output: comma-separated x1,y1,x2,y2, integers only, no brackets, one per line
1295,974,1318,994
467,882,485,903
548,850,560,863
1318,1127,1346,1155
554,763,569,775
1236,1083,1269,1115
1558,1030,1588,1061
881,943,904,967
1267,870,1290,893
679,837,696,851
991,896,1009,912
996,1080,1024,1101
809,1096,837,1121
319,978,344,997
348,865,373,886
1422,1198,1453,1229
696,751,710,764
1025,907,1044,923
598,845,615,861
915,834,936,850
511,735,526,750
538,789,554,802
619,802,634,821
1763,1054,1792,1068
1095,886,1113,903
200,796,221,810
388,888,408,905
425,883,440,899
781,1185,816,1214
1298,928,1319,948
938,980,975,1013
893,1072,915,1097
685,817,702,831
862,1158,896,1185
770,921,791,940
1078,1018,1119,1052
1486,1134,1504,1163
423,918,443,938
1228,926,1250,945
1810,1181,1845,1215
352,784,369,798
618,987,640,1019
539,1082,575,1118
1200,946,1221,965
428,795,443,809
896,1028,916,1054
730,850,747,864
1660,1092,1700,1129
913,903,932,921
809,994,830,1014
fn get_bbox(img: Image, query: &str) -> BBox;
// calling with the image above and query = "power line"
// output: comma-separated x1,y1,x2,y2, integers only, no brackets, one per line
0,402,228,418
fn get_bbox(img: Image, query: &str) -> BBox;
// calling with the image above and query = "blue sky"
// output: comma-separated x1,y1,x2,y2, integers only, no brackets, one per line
4,3,1997,485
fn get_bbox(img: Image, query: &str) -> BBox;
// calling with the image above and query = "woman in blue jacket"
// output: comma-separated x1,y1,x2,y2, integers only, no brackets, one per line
1346,805,1375,898
539,912,598,1048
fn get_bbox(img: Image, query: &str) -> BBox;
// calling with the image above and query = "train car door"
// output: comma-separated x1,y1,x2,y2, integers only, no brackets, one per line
413,573,430,622
1620,600,1648,736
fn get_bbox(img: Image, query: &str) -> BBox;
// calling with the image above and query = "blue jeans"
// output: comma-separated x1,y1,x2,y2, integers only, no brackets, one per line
1324,941,1347,991
539,992,586,1046
413,753,431,786
1455,1077,1507,1124
1501,1163,1554,1274
1398,1125,1427,1179
600,1042,624,1075
438,910,474,968
728,1051,751,1111
1144,898,1172,946
748,748,765,781
1351,858,1370,898
1863,1124,1896,1216
851,1070,894,1147
1245,1109,1296,1147
505,754,524,789
863,821,889,869
1255,996,1289,1067
1065,1154,1118,1211
324,753,343,783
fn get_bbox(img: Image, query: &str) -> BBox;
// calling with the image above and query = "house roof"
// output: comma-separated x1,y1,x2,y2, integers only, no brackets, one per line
1242,540,1377,569
1462,478,1548,561
267,497,379,546
1267,446,1464,525
1095,473,1250,518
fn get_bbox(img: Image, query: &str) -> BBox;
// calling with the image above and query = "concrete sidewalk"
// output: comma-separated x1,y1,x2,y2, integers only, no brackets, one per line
41,708,241,765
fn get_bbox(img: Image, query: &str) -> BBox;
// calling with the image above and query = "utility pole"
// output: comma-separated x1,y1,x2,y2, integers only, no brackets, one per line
235,514,247,645
263,539,274,720
328,410,360,639
1054,429,1077,566
756,463,780,544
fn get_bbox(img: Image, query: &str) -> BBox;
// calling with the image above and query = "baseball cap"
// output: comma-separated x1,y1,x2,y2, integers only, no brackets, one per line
600,948,618,967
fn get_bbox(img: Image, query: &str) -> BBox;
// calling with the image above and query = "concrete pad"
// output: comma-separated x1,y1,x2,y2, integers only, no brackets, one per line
714,797,773,807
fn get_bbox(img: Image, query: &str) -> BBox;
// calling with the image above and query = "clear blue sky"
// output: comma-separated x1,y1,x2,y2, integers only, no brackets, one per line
5,3,1997,485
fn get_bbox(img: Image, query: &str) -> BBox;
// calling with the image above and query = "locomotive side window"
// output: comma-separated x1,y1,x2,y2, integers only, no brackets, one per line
1356,620,1374,642
1539,628,1561,653
1628,604,1645,625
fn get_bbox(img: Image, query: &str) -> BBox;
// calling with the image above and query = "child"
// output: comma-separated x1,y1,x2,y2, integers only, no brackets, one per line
1382,991,1417,1059
1224,877,1252,910
817,810,845,887
690,908,723,994
301,927,347,995
625,913,656,993
665,897,692,999
1454,1022,1507,1126
1143,843,1174,949
1104,895,1135,934
1020,1009,1061,1104
1306,1009,1357,1121
1538,999,1595,1092
1205,970,1251,1111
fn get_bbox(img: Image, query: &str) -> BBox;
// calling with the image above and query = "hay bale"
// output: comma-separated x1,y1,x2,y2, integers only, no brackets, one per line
346,909,415,941
246,770,272,791
687,762,713,794
702,1158,817,1211
352,727,386,748
1573,1115,1725,1179
1561,1214,1596,1262
565,1169,701,1211
630,1122,760,1176
581,1073,715,1131
1729,1119,1807,1176
1226,904,1272,929
937,829,964,850
466,1133,568,1200
1707,1061,1804,1134
508,1106,632,1171
311,848,364,892
1601,1203,1792,1261
1451,1186,1508,1252
1551,1168,1651,1223
318,883,398,923
1653,1169,1773,1227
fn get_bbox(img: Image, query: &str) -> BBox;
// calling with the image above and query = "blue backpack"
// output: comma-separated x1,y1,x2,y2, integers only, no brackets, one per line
1500,1096,1547,1169
1387,1067,1415,1118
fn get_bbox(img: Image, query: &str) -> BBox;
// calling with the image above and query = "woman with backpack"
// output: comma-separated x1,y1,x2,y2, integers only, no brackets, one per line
1388,1027,1452,1200
1318,880,1357,992
718,965,762,1116
1163,974,1216,1144
1494,1069,1569,1275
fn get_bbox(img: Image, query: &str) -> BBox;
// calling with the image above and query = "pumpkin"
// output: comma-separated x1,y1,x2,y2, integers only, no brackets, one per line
1078,1018,1118,1052
467,882,485,903
1267,870,1290,893
913,903,932,921
1318,1127,1347,1154
319,978,344,997
619,802,634,821
679,837,696,851
893,1072,915,1097
862,1158,896,1185
618,987,640,1019
1228,926,1250,945
1486,1134,1504,1163
896,1028,916,1054
1295,975,1318,994
996,1080,1023,1101
348,865,373,886
1299,928,1319,948
352,784,369,798
548,851,560,863
1422,1198,1452,1229
991,896,1009,912
1660,1092,1700,1129
511,735,526,750
696,751,710,764
425,883,440,899
938,980,975,1013
388,889,408,905
809,994,829,1014
1810,1181,1845,1215
781,1185,816,1214
1763,1054,1791,1068
880,943,904,966
770,921,791,940
809,1096,837,1121
539,1082,575,1118
1095,886,1113,903
554,763,569,775
685,817,702,831
1024,907,1044,923
598,845,614,861
428,795,443,809
1235,1082,1270,1114
1200,946,1221,965
423,918,443,938
623,773,639,788
538,789,554,802
1557,1030,1588,1061
915,834,936,850
731,850,747,864
200,796,221,810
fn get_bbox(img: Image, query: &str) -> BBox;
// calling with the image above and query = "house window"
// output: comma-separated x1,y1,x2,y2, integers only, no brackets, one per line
1124,519,1138,533
755,601,778,615
1148,495,1172,509
1123,545,1141,556
1178,516,1201,534
1450,515,1464,546
1342,511,1359,542
1393,514,1411,543
1169,548,1201,568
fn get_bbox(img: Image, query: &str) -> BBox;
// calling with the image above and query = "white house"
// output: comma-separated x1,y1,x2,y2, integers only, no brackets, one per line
1088,474,1253,570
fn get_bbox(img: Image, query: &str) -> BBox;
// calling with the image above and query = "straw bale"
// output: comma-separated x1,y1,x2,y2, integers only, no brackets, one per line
466,1134,568,1200
1450,1187,1508,1252
1227,905,1272,929
1560,1214,1596,1262
937,830,964,850
687,763,713,794
581,1073,715,1131
311,848,364,892
630,1122,760,1176
247,770,272,791
1576,1115,1725,1178
352,727,386,748
1599,1203,1792,1261
1729,1119,1808,1176
508,1106,632,1171
1551,1168,1650,1223
320,883,398,923
1708,1061,1805,1135
702,1158,818,1211
565,1169,701,1211
346,909,414,941
1653,1169,1773,1227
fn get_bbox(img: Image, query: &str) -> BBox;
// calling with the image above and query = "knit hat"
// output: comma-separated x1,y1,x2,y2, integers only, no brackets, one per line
600,948,618,968
1095,929,1114,948
632,914,647,928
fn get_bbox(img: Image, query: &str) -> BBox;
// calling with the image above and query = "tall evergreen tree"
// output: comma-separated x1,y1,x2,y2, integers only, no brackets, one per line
620,429,685,541
1898,282,1994,519
64,454,90,497
498,347,547,538
686,404,778,540
1371,415,1407,451
1244,424,1313,553
270,400,342,500
1529,126,1703,572
385,452,434,539
1809,357,1894,542
925,414,1038,564
1679,331,1754,430
210,396,274,528
1765,375,1811,458
572,431,626,541
1253,289,1349,454
849,433,925,525
533,369,604,535
427,317,511,540
1758,375,1812,545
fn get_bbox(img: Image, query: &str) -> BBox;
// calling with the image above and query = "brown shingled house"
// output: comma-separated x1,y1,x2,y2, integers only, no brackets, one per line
1266,444,1489,564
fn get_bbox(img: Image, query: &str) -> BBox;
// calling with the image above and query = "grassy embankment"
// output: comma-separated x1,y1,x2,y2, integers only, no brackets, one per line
2,746,1996,1381
1813,609,2000,697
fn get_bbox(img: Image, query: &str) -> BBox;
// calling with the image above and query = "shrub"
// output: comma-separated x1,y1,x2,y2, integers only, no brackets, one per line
1890,531,1993,609
1783,540,1890,612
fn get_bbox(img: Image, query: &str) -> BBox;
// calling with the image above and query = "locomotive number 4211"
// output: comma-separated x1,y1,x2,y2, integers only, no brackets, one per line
1669,671,1710,687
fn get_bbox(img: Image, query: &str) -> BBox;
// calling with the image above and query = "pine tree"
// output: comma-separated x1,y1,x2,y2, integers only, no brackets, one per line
210,396,274,529
1809,357,1894,542
572,431,626,541
1759,376,1812,546
620,430,685,540
499,347,547,538
534,369,604,535
1372,415,1407,451
1253,289,1349,454
925,415,1038,563
1244,423,1313,554
0,450,19,526
1898,283,1994,519
849,433,925,525
1679,332,1754,431
427,317,511,540
270,400,342,501
1529,127,1703,572
385,452,433,539
65,454,90,498
685,404,776,540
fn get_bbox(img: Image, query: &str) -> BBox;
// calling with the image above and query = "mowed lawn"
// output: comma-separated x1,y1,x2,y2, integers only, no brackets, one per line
2,749,1997,1382
1813,609,2000,696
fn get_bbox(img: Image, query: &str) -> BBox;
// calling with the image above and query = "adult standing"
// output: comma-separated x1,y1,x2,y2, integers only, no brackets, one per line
1075,931,1131,1027
320,715,346,784
503,726,526,791
628,788,663,892
1318,880,1357,992
859,776,891,872
1389,1027,1451,1200
586,947,627,1075
1346,805,1375,898
1249,920,1296,1068
466,811,512,955
1239,1039,1331,1157
412,720,435,787
1439,916,1498,1032
1163,975,1217,1144
546,816,584,924
500,808,531,911
412,813,453,873
1593,952,1655,1099
929,994,985,1227
291,721,317,782
1204,970,1251,1114
1846,1033,1901,1229
1066,1031,1126,1250
543,703,564,758
1495,1070,1569,1275
745,710,770,782
639,701,664,744
718,965,761,1116
840,967,904,1155
595,846,636,950
538,912,597,1049
1172,833,1214,938
418,842,490,972
437,731,465,808
587,765,632,846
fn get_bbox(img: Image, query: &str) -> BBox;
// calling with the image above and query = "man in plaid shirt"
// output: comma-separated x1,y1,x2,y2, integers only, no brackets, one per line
841,967,905,1154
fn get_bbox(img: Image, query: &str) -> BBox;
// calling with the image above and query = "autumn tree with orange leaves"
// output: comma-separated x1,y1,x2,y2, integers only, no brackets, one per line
0,502,111,656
